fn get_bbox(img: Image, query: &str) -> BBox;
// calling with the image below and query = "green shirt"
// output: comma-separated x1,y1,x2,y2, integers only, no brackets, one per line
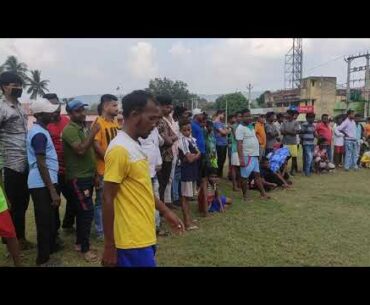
0,186,8,213
62,121,96,180
231,123,239,153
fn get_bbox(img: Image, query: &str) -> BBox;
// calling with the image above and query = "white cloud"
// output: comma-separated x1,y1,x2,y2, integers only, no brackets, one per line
128,42,158,80
0,39,58,69
169,42,192,57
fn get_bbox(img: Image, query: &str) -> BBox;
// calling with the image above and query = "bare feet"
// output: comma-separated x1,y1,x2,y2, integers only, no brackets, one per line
82,250,99,263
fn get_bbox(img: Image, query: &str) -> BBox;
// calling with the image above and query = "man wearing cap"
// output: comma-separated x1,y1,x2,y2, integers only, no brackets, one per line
0,71,34,250
191,108,208,216
27,99,62,266
62,100,100,262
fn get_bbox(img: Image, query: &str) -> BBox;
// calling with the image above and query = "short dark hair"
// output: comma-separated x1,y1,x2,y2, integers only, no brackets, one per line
277,113,284,119
173,106,187,120
266,112,275,119
156,95,172,106
122,90,157,119
322,114,329,119
287,110,295,116
100,94,118,104
179,118,191,129
347,109,355,115
206,120,214,128
241,108,250,115
97,103,103,116
235,111,242,116
354,113,362,118
0,72,23,92
367,117,370,122
306,112,316,119
43,93,59,101
259,114,266,118
227,114,235,121
261,156,269,163
216,110,225,116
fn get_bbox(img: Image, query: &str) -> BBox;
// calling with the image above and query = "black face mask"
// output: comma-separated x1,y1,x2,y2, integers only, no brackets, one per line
10,88,23,98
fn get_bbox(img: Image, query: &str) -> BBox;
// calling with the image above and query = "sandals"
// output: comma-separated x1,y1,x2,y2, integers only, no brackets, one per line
185,225,199,231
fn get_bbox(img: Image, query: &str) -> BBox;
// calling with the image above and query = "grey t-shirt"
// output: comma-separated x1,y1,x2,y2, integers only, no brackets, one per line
265,122,279,149
281,120,300,145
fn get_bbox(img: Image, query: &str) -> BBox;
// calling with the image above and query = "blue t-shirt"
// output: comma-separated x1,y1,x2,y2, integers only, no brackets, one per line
214,121,228,146
191,120,205,154
27,123,59,189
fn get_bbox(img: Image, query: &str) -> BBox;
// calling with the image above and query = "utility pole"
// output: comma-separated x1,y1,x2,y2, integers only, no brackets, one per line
247,83,253,109
365,54,370,117
345,58,352,110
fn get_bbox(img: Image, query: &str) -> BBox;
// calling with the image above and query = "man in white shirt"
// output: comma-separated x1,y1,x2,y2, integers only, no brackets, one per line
336,110,358,171
236,109,270,202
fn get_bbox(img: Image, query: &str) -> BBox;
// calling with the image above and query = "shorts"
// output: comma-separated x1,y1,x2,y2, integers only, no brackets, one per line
231,152,240,166
181,181,196,198
240,156,260,178
208,195,227,213
334,146,344,154
0,210,16,238
285,145,298,158
117,245,156,267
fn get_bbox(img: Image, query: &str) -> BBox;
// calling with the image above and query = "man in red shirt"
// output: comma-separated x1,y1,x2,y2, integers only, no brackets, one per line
45,94,76,236
315,114,333,162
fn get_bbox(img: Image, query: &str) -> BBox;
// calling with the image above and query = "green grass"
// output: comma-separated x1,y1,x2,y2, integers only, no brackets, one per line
1,167,370,267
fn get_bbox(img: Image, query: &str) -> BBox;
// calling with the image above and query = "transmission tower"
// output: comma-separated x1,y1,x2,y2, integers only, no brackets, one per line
284,38,303,90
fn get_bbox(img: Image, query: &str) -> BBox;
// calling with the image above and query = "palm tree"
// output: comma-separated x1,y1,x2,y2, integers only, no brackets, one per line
26,70,49,99
2,56,28,84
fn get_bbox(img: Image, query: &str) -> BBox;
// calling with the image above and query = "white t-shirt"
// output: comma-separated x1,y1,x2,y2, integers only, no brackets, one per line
333,124,344,147
139,127,163,178
178,135,198,155
235,124,259,157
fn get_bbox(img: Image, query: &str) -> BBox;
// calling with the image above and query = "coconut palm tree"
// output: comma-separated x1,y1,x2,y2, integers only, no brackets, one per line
26,70,49,99
2,56,28,84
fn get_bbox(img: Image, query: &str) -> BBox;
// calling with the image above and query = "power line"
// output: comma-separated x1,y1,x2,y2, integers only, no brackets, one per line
304,55,344,73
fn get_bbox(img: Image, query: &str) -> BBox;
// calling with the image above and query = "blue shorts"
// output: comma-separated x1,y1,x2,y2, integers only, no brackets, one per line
208,195,227,213
117,245,157,267
240,156,260,178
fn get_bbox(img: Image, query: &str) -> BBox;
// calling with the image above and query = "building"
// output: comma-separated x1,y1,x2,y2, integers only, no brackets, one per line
266,76,337,118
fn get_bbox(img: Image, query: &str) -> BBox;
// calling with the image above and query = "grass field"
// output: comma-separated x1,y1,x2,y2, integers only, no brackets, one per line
1,166,370,267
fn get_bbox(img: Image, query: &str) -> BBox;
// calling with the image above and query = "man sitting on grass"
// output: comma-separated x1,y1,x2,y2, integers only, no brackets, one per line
260,157,291,191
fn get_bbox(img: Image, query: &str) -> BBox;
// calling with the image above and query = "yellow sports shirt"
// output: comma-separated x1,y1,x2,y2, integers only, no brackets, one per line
94,116,119,176
104,131,156,249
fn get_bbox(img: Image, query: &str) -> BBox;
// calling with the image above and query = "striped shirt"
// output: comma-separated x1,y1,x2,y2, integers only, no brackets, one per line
0,98,28,173
300,122,315,145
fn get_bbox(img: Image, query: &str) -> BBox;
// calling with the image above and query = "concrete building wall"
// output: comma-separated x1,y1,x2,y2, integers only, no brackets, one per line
300,77,337,117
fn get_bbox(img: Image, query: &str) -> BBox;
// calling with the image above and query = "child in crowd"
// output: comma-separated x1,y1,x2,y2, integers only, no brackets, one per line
205,120,218,169
203,167,232,213
0,183,21,266
260,157,291,191
178,119,201,231
333,114,345,168
314,138,335,173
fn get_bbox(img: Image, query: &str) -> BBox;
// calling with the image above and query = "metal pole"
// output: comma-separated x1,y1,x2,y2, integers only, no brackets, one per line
365,54,370,117
225,97,228,125
346,58,352,110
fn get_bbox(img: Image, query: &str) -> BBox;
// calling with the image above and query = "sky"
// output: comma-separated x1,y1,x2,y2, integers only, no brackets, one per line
0,38,369,99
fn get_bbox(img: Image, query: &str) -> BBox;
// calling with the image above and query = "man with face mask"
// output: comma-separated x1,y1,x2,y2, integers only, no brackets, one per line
27,99,62,266
0,72,34,250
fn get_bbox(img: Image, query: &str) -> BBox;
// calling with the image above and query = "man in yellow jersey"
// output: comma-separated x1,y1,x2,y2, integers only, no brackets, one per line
93,94,119,239
102,90,184,267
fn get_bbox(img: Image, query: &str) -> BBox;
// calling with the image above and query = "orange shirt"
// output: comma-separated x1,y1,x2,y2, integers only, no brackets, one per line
365,123,370,138
94,116,119,176
255,121,266,148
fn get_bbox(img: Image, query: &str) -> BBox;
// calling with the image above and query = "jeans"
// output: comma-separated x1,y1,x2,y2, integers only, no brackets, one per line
69,178,94,253
302,144,315,176
57,174,77,229
3,168,30,240
172,164,181,203
30,186,58,265
344,140,358,170
216,145,228,177
94,175,104,236
322,144,333,163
